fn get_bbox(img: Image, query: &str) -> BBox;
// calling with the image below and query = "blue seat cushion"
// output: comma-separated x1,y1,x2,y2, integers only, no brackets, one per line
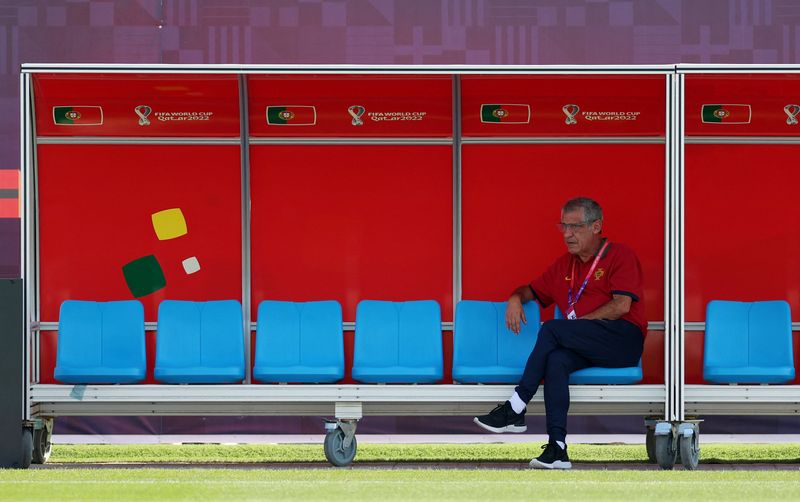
352,300,443,383
351,365,442,384
569,361,643,384
253,300,344,383
452,366,525,384
704,366,795,385
155,300,245,384
55,300,146,384
704,300,795,384
254,365,343,383
55,366,145,385
154,366,245,384
452,300,539,384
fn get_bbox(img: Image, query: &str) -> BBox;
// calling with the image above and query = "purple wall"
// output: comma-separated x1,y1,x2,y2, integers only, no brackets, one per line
2,1,800,275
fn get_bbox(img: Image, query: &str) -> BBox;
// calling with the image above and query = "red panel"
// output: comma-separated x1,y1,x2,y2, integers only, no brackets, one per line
250,145,453,322
247,75,452,137
641,331,665,384
38,331,57,384
685,74,800,136
442,331,453,384
145,331,157,383
461,144,665,322
343,331,355,383
685,331,705,385
34,74,240,137
461,75,665,137
685,145,800,321
38,145,242,322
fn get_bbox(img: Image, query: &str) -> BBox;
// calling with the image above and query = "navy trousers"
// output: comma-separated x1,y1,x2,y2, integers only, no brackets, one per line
514,319,644,443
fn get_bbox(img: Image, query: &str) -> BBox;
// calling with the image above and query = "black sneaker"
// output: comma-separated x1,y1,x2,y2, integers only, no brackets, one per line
529,441,572,469
473,401,527,433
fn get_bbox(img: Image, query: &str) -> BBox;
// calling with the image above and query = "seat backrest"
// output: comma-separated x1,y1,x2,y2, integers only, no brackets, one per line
454,300,540,368
705,300,793,369
156,300,244,369
255,300,343,368
57,300,145,379
354,300,442,368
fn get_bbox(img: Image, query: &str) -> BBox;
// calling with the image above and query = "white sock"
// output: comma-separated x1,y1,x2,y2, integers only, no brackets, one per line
556,440,566,449
508,392,526,414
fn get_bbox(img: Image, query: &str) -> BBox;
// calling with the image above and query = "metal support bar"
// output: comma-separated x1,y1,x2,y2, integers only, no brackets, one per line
335,402,363,420
452,75,462,318
676,73,686,422
338,419,358,449
238,75,252,384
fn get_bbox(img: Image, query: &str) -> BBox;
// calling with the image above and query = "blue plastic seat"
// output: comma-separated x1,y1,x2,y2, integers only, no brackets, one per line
552,306,644,384
55,300,146,384
352,300,443,383
704,300,795,384
253,300,344,383
452,300,539,383
569,359,643,384
154,300,245,384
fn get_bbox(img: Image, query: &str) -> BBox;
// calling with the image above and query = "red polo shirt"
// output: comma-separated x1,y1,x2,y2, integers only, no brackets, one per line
529,239,647,335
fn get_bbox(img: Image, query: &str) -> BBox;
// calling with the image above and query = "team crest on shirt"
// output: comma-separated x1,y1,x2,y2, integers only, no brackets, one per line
594,268,605,280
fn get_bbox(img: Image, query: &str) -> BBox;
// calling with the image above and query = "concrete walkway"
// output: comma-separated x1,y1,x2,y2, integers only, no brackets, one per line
53,433,800,445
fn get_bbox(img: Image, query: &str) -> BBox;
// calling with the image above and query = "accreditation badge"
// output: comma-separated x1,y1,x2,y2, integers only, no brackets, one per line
565,307,577,320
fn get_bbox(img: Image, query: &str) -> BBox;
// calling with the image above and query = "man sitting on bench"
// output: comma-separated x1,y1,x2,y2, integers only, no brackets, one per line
474,197,646,470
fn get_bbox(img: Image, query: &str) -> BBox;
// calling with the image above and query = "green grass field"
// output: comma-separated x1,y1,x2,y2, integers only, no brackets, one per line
1,444,799,501
1,469,799,501
44,442,800,464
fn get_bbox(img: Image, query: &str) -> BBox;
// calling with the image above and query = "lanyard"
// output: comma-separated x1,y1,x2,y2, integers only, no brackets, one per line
568,239,610,308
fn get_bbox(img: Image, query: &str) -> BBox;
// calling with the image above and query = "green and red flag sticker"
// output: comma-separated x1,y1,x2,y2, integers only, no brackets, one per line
266,106,317,126
701,104,751,124
480,104,531,124
53,106,104,126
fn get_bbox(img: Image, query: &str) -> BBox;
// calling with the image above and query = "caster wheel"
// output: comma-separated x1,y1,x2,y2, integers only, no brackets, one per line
324,427,357,467
654,432,677,470
645,428,657,464
32,427,52,464
19,429,33,469
679,433,700,470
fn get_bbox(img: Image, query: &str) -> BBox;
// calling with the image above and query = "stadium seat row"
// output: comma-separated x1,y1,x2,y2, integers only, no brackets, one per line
54,299,795,385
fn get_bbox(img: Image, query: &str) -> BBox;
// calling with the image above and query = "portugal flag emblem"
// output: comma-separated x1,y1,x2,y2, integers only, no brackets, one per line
701,104,751,124
53,106,103,125
266,106,317,125
480,104,531,124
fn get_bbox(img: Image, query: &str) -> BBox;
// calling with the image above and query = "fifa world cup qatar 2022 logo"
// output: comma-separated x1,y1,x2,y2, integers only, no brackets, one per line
784,104,800,125
135,105,152,126
348,105,366,126
562,104,580,125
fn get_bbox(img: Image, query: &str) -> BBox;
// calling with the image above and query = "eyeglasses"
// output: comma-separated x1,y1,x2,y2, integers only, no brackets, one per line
555,220,597,233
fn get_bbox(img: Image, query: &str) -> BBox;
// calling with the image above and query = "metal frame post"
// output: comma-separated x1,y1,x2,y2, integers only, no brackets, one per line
238,74,252,384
